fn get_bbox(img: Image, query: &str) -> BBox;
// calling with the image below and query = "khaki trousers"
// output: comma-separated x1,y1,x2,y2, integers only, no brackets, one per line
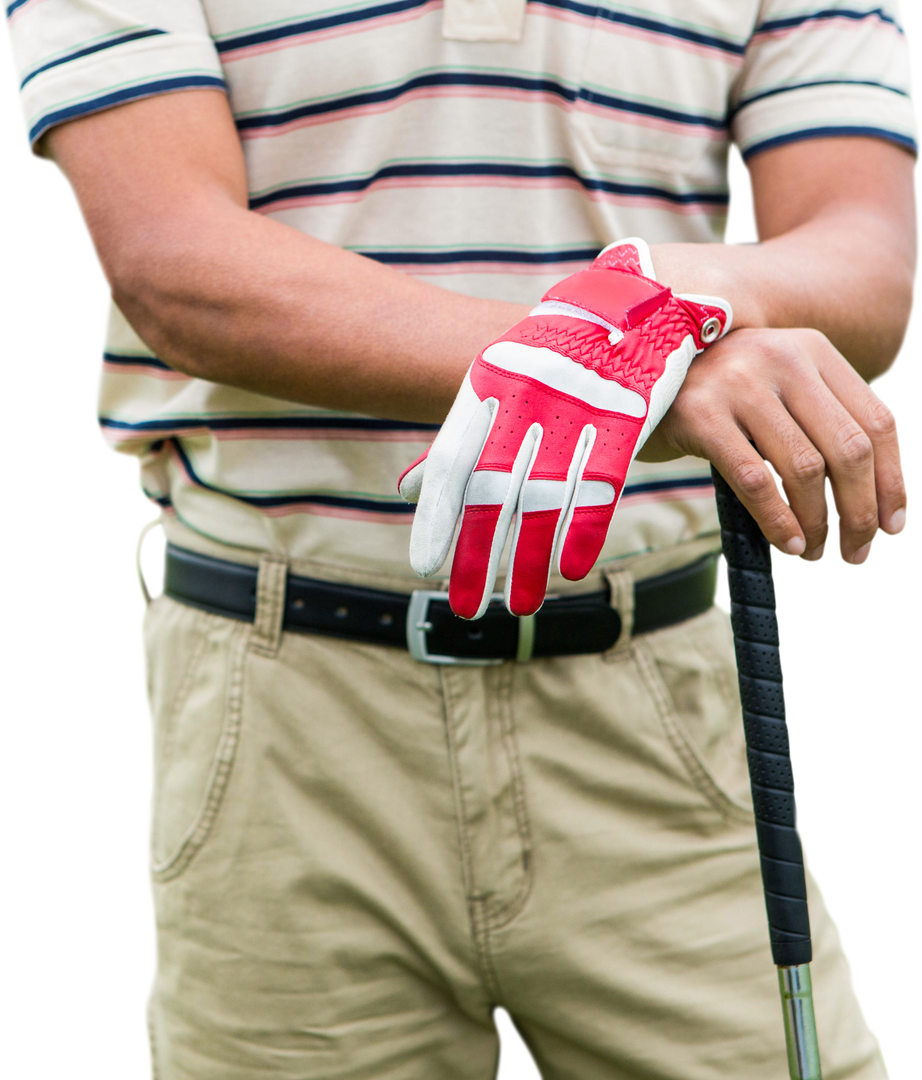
144,562,884,1079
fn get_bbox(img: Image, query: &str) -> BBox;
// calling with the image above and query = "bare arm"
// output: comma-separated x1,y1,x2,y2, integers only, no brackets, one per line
46,89,526,423
653,137,916,378
47,88,914,562
644,139,914,565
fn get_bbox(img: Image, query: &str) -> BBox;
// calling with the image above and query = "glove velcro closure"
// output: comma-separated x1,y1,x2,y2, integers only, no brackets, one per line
543,267,671,332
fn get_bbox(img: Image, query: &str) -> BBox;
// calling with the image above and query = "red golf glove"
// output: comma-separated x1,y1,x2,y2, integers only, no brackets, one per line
399,238,731,619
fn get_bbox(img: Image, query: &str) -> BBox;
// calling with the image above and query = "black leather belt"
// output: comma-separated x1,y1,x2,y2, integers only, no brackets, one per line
164,544,717,664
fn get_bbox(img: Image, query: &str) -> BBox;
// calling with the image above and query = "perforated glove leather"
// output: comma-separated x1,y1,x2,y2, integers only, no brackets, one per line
399,238,731,619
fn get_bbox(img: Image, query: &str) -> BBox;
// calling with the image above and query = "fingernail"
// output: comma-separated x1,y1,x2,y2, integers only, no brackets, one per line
784,536,806,555
803,543,825,562
888,508,906,534
851,542,872,565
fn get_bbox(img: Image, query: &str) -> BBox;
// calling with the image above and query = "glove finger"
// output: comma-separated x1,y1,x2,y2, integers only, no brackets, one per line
505,507,562,616
557,499,617,581
504,424,591,615
556,428,618,581
410,374,495,576
449,424,540,620
398,450,429,503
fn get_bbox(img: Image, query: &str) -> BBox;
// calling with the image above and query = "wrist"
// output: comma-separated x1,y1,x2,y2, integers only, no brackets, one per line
649,242,768,331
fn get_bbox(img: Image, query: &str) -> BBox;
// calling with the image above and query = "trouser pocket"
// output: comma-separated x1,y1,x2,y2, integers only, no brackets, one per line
633,605,754,822
145,596,249,882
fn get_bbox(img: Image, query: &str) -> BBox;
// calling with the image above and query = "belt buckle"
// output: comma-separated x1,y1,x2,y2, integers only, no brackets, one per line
406,589,506,666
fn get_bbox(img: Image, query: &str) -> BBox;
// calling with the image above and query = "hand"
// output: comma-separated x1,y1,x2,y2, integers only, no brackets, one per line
639,327,907,563
399,239,731,618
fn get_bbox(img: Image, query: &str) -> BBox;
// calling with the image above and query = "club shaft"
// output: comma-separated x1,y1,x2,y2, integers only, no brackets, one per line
710,466,822,1079
780,965,822,1079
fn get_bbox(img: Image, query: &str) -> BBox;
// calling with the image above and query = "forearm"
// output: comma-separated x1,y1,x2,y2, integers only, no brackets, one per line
43,90,914,573
652,214,913,379
110,191,527,423
51,94,912,446
46,89,526,424
112,199,907,429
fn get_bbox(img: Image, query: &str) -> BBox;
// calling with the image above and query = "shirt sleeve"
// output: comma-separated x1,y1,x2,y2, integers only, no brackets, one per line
731,1,916,159
5,0,225,149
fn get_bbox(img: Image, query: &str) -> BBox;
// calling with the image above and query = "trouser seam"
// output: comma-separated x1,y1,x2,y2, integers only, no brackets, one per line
439,667,503,1003
482,663,533,932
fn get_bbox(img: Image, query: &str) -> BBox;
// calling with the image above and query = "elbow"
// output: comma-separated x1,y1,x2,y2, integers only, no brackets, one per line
867,260,915,380
106,243,217,382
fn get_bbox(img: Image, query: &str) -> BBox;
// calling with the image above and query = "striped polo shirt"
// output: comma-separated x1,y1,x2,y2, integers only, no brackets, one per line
7,0,916,584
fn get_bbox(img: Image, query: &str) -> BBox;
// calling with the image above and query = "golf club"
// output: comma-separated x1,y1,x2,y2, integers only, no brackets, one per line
711,465,821,1080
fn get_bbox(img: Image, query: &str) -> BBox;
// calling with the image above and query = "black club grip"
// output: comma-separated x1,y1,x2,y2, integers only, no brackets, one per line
711,466,812,968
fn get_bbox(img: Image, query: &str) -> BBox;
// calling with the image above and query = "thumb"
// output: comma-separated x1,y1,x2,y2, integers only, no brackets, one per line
398,449,429,503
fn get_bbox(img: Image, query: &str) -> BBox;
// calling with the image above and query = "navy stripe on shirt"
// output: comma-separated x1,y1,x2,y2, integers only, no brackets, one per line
734,77,909,116
5,0,30,17
104,351,178,373
249,163,729,211
357,246,603,266
139,477,716,514
20,29,167,89
236,71,577,130
743,124,917,159
215,0,431,52
215,476,716,513
29,74,226,143
533,0,746,55
579,85,725,129
162,439,714,514
215,0,745,58
235,71,725,132
170,439,417,513
99,415,441,435
755,6,902,35
623,476,714,497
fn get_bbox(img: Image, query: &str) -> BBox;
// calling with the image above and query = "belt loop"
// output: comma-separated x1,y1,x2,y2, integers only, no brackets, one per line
132,511,161,613
603,567,634,653
250,554,288,657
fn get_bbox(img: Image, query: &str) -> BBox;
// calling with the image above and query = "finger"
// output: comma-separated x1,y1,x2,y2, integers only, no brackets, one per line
505,503,562,616
506,476,574,616
780,359,881,562
410,374,494,576
506,426,593,613
557,488,618,580
398,449,428,503
815,348,906,538
556,426,621,580
708,422,805,555
449,425,540,619
734,395,828,559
